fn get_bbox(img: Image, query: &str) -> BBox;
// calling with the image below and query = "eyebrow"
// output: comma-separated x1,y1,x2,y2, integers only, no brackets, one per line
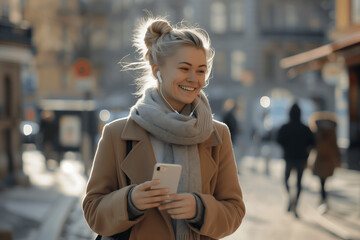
178,61,207,68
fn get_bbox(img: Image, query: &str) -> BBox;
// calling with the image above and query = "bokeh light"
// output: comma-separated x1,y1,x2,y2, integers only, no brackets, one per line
99,109,111,122
260,96,271,108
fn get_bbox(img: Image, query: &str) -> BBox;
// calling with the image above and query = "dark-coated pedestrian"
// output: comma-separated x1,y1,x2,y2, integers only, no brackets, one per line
277,103,315,218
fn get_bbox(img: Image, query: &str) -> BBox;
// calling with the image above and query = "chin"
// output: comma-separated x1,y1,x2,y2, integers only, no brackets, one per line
183,98,196,105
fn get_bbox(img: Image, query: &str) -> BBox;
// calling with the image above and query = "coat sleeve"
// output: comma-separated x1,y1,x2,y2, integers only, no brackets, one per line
82,123,144,236
192,123,246,239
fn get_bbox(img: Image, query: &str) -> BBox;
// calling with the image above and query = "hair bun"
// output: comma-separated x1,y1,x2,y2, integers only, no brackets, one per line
144,20,172,49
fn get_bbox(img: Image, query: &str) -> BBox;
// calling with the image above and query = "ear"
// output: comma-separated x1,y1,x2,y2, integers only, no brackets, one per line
151,64,160,79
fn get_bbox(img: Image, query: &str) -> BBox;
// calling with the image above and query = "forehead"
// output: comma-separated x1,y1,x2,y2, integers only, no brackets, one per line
166,46,206,66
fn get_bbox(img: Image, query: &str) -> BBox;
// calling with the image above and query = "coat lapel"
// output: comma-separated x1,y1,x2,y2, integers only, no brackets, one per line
120,119,157,184
199,124,222,192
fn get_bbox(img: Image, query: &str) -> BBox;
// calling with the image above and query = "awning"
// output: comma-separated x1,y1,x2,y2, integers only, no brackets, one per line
280,32,360,76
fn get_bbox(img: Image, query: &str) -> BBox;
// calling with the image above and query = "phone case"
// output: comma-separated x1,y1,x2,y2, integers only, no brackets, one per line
151,163,182,194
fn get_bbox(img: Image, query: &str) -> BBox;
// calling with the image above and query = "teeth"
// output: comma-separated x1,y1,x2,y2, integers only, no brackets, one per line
180,86,195,91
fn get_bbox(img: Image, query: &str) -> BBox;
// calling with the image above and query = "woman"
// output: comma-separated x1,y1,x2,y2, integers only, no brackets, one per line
83,17,245,240
309,111,341,212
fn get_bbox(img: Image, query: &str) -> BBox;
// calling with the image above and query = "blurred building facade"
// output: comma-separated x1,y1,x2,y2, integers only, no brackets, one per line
1,0,339,172
21,0,335,134
186,0,334,139
0,0,32,185
281,0,360,170
24,0,105,99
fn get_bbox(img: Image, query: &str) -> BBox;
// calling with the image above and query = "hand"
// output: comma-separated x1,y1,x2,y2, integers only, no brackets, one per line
131,179,170,211
158,193,196,220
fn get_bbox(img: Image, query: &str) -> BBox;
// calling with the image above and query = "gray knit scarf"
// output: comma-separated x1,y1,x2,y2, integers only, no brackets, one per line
130,87,213,240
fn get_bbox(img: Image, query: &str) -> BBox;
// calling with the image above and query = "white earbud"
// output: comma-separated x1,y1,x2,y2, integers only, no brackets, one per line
157,71,162,83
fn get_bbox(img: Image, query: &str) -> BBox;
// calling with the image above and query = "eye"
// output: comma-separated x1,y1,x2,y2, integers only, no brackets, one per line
180,67,189,71
197,70,206,74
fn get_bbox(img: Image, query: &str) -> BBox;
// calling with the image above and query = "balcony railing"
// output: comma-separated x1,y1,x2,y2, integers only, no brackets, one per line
0,20,32,47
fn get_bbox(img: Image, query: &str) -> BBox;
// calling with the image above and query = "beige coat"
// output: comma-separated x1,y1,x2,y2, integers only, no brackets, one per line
309,112,341,179
312,124,341,179
83,118,245,240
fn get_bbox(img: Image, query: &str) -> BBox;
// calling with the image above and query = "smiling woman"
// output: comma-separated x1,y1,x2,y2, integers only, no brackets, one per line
83,15,245,240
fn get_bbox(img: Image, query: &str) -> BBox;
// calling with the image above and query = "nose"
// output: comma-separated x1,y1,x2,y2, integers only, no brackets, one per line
187,71,196,81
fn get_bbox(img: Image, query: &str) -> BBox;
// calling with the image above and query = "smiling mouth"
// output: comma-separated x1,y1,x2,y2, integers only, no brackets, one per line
180,86,196,91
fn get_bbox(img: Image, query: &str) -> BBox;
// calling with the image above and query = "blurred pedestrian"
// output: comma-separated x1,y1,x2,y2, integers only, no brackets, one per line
309,112,341,213
222,99,239,144
39,110,58,165
83,16,245,240
276,103,314,217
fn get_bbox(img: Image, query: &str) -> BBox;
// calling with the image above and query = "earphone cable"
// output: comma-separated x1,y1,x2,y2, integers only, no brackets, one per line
159,83,180,114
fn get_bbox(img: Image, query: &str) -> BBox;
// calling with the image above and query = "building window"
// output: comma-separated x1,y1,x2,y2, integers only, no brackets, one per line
284,2,298,28
352,0,360,24
264,52,275,79
260,0,274,30
210,1,226,34
214,51,226,77
0,3,10,20
230,1,244,32
260,0,323,32
231,51,245,81
262,43,279,80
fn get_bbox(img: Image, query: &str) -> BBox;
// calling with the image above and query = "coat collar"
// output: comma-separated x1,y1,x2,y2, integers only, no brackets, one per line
121,118,222,146
119,118,222,185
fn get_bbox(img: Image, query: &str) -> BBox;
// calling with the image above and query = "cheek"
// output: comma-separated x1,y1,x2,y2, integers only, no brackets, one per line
199,78,206,89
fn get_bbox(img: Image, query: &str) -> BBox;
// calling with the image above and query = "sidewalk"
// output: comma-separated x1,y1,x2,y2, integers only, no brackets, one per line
0,148,359,240
0,148,90,240
223,156,360,240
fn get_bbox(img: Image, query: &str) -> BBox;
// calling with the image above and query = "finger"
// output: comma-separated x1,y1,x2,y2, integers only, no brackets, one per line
158,199,183,210
168,193,181,200
147,188,170,197
168,193,190,201
166,207,187,215
132,188,169,206
143,195,171,204
134,191,169,204
133,187,169,199
136,179,160,191
134,195,170,210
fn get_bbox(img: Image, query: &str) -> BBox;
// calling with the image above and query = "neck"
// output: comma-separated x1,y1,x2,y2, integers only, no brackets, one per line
157,87,183,114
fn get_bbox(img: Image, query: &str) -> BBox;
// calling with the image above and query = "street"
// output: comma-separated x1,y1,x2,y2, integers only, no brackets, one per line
225,156,360,240
0,147,359,240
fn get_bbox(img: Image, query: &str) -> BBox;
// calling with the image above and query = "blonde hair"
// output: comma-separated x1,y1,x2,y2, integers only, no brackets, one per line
124,16,215,97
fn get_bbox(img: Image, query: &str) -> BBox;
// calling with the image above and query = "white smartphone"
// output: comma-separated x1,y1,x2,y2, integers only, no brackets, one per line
151,163,182,194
